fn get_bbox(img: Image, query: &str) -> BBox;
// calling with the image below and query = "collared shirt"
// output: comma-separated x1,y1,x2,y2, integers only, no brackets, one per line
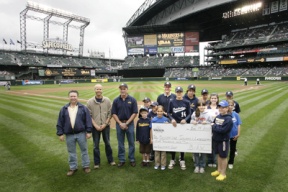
157,93,176,112
68,105,78,129
112,95,138,120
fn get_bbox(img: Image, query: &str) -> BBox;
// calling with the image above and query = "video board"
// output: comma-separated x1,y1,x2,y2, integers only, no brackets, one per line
127,31,199,55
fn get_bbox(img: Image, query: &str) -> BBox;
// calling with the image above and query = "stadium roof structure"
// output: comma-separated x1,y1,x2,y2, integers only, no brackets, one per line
123,0,288,42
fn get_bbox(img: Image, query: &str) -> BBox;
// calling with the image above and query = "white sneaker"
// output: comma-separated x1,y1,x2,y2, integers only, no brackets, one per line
208,164,213,167
199,167,205,173
212,164,217,168
161,166,166,170
228,164,233,169
194,166,199,173
154,165,159,170
180,160,186,170
168,160,175,169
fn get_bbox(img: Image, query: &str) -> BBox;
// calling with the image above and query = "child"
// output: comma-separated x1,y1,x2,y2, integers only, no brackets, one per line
206,93,219,167
142,97,152,112
151,105,169,170
148,102,158,119
211,100,233,181
227,100,242,169
167,86,191,170
191,100,214,173
136,107,152,167
201,89,210,105
148,101,158,162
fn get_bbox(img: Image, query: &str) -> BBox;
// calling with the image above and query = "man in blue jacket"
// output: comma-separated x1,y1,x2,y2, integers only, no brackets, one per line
56,90,92,176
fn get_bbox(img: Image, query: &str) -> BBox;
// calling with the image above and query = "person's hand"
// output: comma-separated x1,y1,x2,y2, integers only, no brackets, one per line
202,121,207,124
233,135,240,141
59,135,64,141
191,120,197,125
86,133,91,139
150,139,153,144
171,119,177,127
180,119,186,124
120,123,128,130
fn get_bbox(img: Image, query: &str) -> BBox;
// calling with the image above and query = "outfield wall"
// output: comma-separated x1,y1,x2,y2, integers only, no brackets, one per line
11,76,287,85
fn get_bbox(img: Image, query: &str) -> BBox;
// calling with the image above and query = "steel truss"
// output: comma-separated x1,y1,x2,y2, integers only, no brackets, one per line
19,1,90,56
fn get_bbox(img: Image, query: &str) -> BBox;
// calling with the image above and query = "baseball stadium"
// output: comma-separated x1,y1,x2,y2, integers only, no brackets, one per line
0,0,287,191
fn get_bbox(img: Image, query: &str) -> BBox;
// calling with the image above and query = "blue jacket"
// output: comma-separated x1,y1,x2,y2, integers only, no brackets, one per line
212,113,233,142
56,102,92,136
183,94,198,123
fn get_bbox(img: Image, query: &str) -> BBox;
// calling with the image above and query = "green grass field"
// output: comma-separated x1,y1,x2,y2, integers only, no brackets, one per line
0,80,287,192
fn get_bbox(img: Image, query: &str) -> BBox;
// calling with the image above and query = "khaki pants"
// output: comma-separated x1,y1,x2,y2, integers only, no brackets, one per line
155,151,166,166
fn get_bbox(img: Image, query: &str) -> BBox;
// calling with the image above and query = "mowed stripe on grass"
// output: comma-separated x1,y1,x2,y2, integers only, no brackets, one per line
0,81,287,192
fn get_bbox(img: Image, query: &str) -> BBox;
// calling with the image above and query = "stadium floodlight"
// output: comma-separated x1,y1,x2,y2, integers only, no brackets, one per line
26,1,90,23
20,1,90,56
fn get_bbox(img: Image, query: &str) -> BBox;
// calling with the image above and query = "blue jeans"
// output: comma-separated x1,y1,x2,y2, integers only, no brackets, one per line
194,153,206,168
116,123,135,162
92,125,114,165
65,132,90,170
207,149,217,165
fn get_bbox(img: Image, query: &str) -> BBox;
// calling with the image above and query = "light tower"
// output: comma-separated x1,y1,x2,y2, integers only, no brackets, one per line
20,1,90,56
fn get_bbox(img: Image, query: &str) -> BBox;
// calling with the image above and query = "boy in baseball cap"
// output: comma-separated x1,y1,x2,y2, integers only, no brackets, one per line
136,107,152,167
211,100,233,181
201,89,210,105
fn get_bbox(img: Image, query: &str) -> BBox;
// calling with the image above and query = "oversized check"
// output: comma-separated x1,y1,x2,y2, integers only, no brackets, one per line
152,123,212,153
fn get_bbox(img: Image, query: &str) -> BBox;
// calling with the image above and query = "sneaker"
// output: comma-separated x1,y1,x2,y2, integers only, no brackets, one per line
168,160,175,169
83,167,91,173
216,174,227,181
66,169,77,176
161,166,166,170
208,164,213,167
212,164,217,168
180,160,186,170
199,167,205,173
94,165,100,169
194,166,199,173
211,170,220,177
110,162,116,166
228,164,233,169
154,165,159,170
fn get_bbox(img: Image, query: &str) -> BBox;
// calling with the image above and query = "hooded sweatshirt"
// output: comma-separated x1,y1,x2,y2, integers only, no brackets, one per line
212,113,233,142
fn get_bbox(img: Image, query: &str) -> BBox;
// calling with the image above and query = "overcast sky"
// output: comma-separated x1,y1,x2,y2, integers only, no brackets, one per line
0,0,145,59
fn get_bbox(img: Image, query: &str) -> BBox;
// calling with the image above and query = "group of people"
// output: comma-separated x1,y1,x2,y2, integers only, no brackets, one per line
56,82,242,181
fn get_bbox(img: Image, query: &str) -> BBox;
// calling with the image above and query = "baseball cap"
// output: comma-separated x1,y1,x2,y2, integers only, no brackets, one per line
139,107,149,113
164,82,171,88
142,97,151,102
218,100,229,107
201,89,209,95
119,83,128,89
187,84,196,90
150,101,158,107
175,86,183,92
226,91,233,96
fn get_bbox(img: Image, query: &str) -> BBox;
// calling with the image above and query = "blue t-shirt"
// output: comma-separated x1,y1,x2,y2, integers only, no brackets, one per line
230,111,242,138
111,95,138,120
152,116,170,123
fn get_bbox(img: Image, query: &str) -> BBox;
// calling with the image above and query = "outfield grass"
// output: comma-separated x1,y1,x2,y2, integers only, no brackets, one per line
0,81,287,192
